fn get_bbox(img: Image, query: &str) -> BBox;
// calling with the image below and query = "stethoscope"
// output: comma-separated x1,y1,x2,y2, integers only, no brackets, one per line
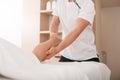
74,0,81,9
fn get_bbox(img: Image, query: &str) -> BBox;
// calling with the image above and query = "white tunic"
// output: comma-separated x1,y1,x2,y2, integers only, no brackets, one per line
52,0,98,60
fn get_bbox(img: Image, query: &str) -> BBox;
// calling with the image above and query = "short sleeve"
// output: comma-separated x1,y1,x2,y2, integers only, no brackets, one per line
52,1,59,16
78,0,95,25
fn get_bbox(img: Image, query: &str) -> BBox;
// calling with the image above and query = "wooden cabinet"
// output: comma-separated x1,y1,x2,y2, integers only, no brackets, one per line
40,0,52,42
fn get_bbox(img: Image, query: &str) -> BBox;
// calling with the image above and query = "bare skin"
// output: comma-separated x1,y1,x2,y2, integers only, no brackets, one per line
33,34,61,62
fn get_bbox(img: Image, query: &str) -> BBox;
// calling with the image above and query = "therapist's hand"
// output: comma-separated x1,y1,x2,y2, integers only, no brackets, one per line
45,46,60,59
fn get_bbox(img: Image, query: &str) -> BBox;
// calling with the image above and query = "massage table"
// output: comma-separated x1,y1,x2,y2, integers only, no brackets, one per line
0,38,111,80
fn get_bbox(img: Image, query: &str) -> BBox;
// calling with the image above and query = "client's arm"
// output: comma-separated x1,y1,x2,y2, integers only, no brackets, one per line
32,34,61,62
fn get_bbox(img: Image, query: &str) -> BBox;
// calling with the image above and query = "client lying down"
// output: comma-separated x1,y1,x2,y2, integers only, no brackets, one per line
0,36,111,80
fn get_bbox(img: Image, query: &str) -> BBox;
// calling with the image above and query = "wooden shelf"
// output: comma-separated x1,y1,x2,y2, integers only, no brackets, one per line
40,0,62,62
40,30,62,34
40,10,53,15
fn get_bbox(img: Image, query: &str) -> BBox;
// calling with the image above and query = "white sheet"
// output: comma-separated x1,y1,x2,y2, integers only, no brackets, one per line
43,62,111,80
0,38,111,80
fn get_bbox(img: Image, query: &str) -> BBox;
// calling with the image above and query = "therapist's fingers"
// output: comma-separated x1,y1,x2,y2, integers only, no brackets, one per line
46,47,56,59
46,52,56,59
46,47,55,55
45,52,55,59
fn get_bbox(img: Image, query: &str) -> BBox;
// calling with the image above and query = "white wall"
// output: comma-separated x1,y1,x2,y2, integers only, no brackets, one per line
0,0,22,47
95,1,120,79
101,7,120,80
22,0,40,51
0,0,40,50
95,0,102,53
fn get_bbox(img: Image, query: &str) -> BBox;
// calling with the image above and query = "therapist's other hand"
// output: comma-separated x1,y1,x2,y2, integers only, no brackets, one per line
46,46,60,59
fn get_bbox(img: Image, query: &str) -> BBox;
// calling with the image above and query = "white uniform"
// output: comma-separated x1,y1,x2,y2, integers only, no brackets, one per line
52,0,98,60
